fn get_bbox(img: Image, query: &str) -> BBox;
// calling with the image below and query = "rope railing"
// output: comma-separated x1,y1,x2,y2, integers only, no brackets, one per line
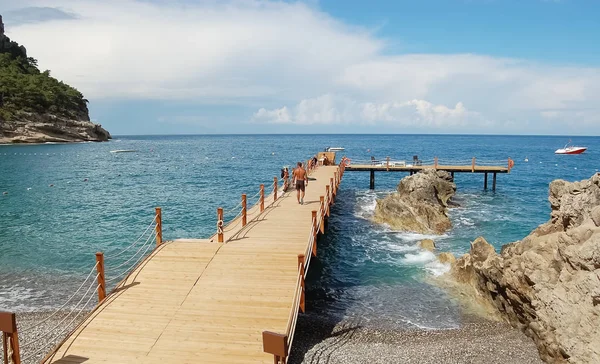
0,208,164,364
217,162,302,242
18,262,100,335
19,273,99,359
105,227,157,275
274,166,337,362
105,234,157,286
21,275,99,362
104,215,158,259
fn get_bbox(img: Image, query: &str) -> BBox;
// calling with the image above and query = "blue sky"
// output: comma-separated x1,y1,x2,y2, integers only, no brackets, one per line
1,0,599,135
321,0,600,64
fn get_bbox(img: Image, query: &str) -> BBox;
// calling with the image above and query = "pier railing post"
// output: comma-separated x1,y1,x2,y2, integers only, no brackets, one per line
386,156,390,171
330,178,335,199
262,331,288,364
217,207,224,243
298,254,306,313
311,210,318,257
319,196,325,234
155,207,162,247
325,186,331,216
260,184,265,212
242,194,247,227
0,312,21,364
471,157,476,173
334,171,338,190
95,252,106,303
434,157,438,169
274,177,278,201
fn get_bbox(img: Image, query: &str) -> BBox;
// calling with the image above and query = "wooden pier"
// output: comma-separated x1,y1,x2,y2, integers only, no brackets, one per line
0,153,516,364
345,156,514,190
1,158,346,364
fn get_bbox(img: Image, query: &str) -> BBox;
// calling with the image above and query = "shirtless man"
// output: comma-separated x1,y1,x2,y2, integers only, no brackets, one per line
293,162,308,204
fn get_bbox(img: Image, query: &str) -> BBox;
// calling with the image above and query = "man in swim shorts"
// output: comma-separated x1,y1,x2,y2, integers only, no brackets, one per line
293,161,308,204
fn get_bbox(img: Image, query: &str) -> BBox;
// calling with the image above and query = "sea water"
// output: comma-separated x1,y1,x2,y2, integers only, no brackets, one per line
0,135,598,327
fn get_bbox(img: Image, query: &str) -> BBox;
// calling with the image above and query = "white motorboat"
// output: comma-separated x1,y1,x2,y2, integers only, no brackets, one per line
555,141,587,155
325,147,345,152
110,150,137,153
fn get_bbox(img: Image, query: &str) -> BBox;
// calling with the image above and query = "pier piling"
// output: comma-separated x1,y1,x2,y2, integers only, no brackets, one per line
484,173,488,190
369,170,375,189
493,173,497,191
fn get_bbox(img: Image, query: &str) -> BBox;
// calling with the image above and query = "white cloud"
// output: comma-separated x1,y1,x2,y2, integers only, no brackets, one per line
2,0,600,133
253,94,478,128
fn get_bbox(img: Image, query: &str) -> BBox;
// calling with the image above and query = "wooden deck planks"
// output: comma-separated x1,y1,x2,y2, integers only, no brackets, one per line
45,165,340,364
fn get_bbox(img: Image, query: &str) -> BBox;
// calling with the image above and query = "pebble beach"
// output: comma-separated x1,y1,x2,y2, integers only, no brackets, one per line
290,313,543,364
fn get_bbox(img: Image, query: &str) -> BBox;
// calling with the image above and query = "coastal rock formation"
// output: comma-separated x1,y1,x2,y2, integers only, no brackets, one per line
448,174,600,363
373,169,456,234
0,15,110,143
438,252,456,264
419,239,436,251
0,113,110,143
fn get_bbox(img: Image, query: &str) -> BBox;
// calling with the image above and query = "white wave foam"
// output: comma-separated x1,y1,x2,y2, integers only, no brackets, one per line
402,250,436,264
425,261,451,276
384,243,420,253
394,232,447,241
354,191,379,219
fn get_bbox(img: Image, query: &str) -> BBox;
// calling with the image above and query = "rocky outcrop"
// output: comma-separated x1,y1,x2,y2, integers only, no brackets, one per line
419,239,436,252
0,113,110,143
0,15,110,143
373,169,456,234
448,174,600,363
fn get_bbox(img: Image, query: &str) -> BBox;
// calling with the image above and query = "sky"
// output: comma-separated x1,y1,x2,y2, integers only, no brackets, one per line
1,0,599,135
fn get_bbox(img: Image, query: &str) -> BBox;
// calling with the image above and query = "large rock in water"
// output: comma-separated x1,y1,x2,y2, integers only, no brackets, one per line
448,174,600,363
373,169,456,234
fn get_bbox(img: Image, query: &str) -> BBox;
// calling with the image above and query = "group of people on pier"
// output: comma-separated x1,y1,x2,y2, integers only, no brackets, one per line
280,152,338,205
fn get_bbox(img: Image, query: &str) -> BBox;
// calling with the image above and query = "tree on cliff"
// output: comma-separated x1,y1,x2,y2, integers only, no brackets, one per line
0,15,89,122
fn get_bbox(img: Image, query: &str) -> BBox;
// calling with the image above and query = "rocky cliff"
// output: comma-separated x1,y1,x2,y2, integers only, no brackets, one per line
448,174,600,363
373,169,457,234
0,15,110,143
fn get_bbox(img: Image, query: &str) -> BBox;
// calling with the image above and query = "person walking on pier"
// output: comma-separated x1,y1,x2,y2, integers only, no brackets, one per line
293,162,308,204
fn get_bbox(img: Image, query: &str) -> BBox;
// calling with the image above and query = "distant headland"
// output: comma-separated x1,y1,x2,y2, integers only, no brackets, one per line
0,15,110,144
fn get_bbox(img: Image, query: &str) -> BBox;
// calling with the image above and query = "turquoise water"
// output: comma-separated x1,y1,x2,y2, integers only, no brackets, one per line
1,135,598,327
